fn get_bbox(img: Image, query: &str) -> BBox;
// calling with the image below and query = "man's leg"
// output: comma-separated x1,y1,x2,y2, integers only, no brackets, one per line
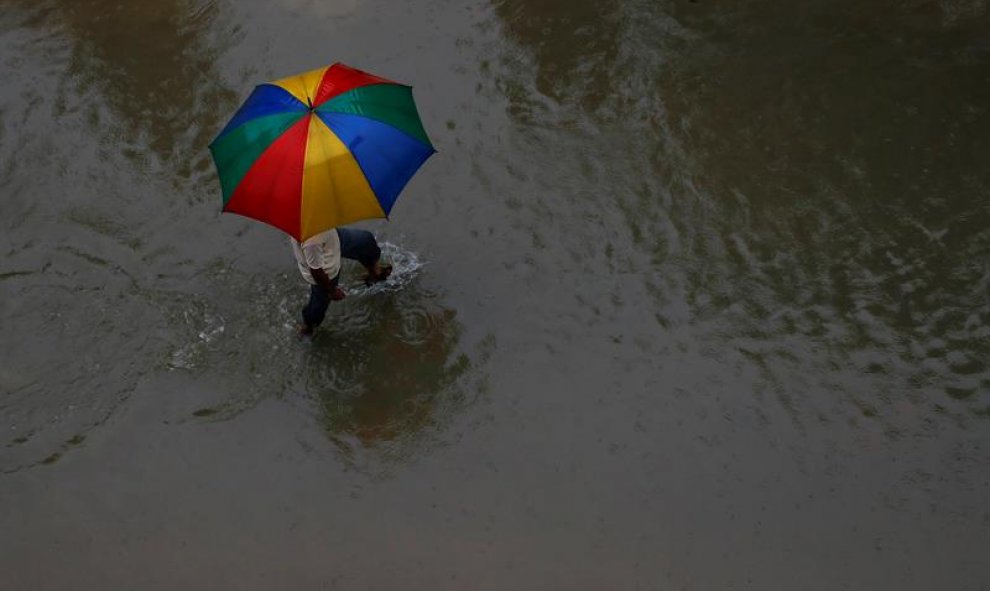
300,284,331,334
335,227,392,284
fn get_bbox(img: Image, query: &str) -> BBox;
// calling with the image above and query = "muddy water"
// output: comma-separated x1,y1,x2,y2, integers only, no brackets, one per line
1,0,988,588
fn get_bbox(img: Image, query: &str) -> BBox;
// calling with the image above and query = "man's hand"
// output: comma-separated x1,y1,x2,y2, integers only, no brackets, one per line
310,267,345,301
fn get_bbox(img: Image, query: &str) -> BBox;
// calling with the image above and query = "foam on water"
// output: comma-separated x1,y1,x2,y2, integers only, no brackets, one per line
340,241,425,297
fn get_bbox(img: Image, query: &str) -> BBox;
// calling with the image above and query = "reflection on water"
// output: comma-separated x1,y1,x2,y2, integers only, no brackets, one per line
489,0,990,426
0,0,238,471
3,0,239,173
491,0,620,108
0,0,988,585
307,294,475,462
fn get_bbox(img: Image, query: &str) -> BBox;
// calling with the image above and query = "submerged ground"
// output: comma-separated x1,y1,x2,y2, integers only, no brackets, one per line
1,0,988,588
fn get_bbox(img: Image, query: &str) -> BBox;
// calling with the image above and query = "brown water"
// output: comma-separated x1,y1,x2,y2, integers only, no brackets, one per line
1,0,988,588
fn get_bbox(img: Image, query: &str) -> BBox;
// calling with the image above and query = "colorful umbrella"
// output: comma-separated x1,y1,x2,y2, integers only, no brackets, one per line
209,63,435,241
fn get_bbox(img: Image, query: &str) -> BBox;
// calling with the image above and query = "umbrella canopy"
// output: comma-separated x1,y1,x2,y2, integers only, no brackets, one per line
209,63,435,241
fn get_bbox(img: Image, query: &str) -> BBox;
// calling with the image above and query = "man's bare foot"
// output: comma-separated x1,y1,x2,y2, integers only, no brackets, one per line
364,262,393,286
298,323,314,337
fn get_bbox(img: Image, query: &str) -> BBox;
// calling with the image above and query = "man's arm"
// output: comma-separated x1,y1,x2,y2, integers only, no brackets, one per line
310,267,346,300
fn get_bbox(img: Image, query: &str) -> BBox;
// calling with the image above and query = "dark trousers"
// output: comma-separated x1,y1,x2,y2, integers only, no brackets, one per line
301,228,381,328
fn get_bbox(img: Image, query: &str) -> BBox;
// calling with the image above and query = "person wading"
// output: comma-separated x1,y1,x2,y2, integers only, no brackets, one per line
291,227,392,336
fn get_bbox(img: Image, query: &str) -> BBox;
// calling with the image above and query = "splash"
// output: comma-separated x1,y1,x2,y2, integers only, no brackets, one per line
341,241,425,296
167,305,226,370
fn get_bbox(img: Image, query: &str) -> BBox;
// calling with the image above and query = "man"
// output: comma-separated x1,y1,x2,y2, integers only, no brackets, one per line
291,227,392,336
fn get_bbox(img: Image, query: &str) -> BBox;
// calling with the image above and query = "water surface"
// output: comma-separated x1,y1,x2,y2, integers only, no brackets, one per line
1,0,988,588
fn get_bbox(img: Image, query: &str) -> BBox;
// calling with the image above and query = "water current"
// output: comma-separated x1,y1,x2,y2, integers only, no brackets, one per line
1,0,988,588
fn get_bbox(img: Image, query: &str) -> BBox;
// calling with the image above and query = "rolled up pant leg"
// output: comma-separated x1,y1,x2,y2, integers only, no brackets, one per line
335,227,381,268
302,284,332,328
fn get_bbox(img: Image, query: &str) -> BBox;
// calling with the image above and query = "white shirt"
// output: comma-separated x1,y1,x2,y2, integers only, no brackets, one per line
291,229,341,284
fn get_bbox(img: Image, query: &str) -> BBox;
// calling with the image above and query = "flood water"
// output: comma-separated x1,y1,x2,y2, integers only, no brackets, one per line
1,0,988,588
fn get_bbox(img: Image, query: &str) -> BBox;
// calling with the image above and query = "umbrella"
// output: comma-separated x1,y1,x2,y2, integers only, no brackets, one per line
209,62,435,241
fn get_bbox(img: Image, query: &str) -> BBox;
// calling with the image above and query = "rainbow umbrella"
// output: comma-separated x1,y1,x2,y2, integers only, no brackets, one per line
209,63,435,241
